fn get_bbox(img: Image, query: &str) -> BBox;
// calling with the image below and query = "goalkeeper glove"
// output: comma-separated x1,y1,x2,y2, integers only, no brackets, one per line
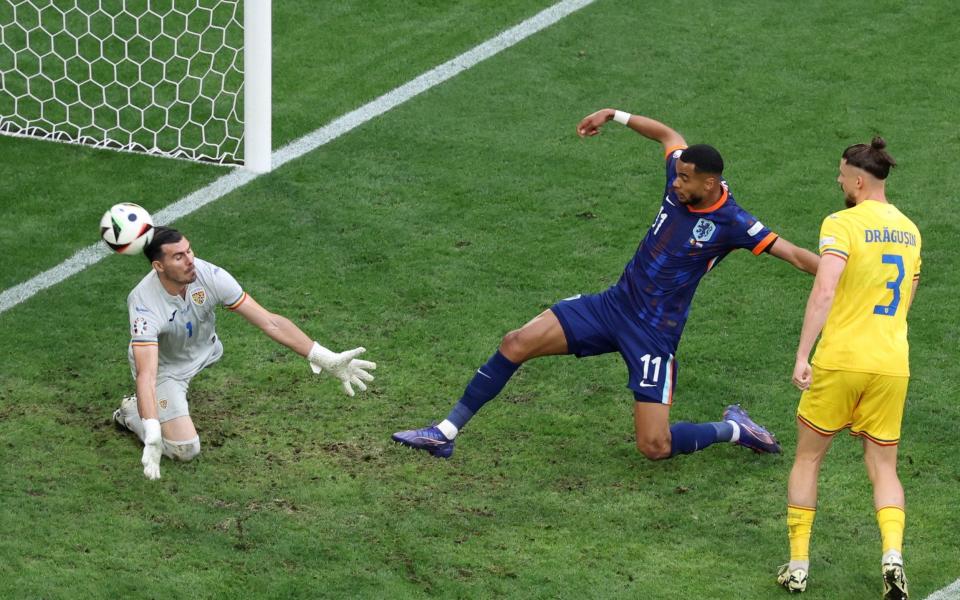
141,418,162,480
307,342,376,397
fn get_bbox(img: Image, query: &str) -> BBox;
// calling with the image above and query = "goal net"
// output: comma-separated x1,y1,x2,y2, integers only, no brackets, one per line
0,0,270,170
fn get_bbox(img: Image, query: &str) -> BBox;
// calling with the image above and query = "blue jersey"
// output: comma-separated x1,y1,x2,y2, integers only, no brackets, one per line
611,147,778,347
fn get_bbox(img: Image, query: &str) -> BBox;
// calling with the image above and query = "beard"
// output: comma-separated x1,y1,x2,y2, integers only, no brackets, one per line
840,183,856,208
843,188,856,208
170,269,197,286
678,193,702,206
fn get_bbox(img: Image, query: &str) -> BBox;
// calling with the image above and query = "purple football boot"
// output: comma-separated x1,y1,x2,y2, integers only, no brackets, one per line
391,424,455,458
724,404,782,454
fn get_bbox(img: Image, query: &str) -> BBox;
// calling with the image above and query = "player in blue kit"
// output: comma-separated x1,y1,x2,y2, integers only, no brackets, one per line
392,108,819,460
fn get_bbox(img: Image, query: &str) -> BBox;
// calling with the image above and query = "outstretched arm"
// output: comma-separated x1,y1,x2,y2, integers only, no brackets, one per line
577,109,686,154
767,237,820,275
132,344,163,480
232,294,376,396
792,254,846,390
232,293,313,355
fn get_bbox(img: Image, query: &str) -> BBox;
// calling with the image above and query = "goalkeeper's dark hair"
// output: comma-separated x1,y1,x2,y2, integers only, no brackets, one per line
144,226,183,262
679,144,724,176
842,136,896,180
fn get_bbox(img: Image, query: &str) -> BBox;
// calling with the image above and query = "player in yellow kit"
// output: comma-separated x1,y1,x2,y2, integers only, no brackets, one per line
778,138,920,599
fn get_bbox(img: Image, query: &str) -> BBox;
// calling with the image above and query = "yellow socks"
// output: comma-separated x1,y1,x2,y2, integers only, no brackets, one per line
787,504,816,569
877,505,905,557
786,504,904,573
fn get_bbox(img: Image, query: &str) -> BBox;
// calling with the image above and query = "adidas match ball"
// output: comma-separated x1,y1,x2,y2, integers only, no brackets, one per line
100,203,154,255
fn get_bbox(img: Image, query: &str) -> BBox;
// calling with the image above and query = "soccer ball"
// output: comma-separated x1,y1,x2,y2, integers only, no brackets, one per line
100,203,154,255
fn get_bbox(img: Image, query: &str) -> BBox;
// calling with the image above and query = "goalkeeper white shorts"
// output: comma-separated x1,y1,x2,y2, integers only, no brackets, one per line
155,377,191,423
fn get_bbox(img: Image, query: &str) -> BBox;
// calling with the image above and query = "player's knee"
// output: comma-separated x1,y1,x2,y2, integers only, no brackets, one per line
636,437,671,461
499,329,530,363
863,452,898,482
795,450,826,468
163,436,201,462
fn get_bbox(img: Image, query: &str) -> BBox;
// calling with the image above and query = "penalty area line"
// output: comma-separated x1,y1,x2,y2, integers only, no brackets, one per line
0,0,596,317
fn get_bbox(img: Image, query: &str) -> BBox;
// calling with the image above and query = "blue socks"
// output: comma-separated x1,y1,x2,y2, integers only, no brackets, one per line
445,350,521,430
669,421,735,456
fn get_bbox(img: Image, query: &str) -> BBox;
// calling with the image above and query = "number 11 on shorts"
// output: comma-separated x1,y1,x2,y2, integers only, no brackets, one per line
640,354,662,383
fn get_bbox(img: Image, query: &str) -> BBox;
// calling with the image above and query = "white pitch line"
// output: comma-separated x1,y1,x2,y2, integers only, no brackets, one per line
926,578,960,600
0,0,596,316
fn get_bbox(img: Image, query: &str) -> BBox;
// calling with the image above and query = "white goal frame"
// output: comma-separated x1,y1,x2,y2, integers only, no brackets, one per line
243,0,269,172
0,0,271,172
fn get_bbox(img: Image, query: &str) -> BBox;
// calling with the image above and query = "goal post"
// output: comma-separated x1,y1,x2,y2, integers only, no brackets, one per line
0,0,272,172
243,0,269,173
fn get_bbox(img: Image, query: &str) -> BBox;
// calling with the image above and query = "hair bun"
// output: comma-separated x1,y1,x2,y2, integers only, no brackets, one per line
871,136,887,150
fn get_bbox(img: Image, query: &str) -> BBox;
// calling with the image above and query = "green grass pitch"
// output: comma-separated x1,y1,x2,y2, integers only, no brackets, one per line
1,1,959,598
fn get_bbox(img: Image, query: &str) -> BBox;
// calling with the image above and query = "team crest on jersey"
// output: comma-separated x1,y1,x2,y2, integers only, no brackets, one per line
159,398,168,409
191,289,207,306
692,218,717,242
132,317,147,335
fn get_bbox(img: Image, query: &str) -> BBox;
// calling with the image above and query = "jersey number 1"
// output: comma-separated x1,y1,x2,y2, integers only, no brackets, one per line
873,254,904,317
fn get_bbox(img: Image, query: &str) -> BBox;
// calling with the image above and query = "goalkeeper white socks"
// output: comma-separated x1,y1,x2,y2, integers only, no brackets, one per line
119,400,146,441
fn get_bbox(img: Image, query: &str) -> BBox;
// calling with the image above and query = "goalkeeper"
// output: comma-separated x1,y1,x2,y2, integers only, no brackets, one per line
113,226,375,480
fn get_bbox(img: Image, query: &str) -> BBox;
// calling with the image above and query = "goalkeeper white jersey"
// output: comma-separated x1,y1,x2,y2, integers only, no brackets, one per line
127,258,247,381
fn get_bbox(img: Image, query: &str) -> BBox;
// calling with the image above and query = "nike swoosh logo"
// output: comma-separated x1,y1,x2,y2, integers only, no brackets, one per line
476,369,492,379
414,436,448,446
665,198,675,206
135,306,150,313
638,382,656,388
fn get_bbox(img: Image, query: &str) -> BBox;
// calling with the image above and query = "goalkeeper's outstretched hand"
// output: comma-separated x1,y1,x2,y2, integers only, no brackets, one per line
308,342,376,397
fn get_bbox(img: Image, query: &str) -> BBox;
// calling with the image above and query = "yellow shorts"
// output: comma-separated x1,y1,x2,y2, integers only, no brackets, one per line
797,366,909,446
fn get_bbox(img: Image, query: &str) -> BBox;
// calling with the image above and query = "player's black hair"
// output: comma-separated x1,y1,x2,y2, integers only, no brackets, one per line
144,226,183,262
842,136,896,180
679,144,724,176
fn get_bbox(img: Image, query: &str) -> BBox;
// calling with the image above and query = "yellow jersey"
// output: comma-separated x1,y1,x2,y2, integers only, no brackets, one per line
813,200,921,376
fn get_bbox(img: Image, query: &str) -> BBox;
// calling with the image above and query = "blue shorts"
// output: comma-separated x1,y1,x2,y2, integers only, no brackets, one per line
551,291,678,403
